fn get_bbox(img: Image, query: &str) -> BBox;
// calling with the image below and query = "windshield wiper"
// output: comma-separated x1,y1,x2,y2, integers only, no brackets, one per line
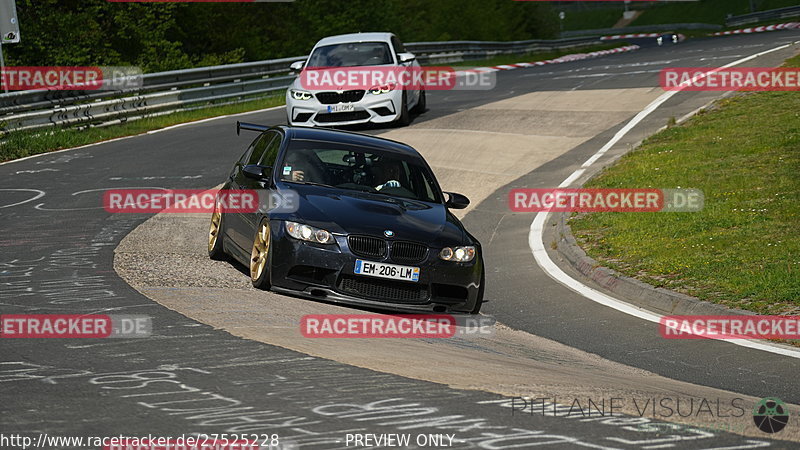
350,190,411,205
288,181,337,189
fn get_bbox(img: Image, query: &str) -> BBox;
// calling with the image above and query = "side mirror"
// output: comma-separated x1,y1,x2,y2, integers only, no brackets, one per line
243,164,272,181
444,192,470,210
289,60,305,73
397,52,416,64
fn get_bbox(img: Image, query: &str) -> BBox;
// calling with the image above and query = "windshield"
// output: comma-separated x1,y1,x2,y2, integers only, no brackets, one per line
306,42,394,68
279,141,440,203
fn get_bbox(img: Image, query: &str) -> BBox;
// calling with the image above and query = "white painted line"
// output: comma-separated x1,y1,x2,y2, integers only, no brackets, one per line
0,134,141,167
528,42,800,359
0,105,285,167
148,115,233,134
147,105,283,134
0,189,46,209
552,69,662,80
559,168,585,188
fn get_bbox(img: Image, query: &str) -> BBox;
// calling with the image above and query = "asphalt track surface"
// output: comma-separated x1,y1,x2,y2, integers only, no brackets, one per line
1,32,799,449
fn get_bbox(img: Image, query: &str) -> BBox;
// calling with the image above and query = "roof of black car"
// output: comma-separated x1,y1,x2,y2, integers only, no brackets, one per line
280,126,422,157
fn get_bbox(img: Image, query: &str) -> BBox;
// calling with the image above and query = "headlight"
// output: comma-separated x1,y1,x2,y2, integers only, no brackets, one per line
291,90,313,101
369,84,395,95
285,221,335,244
439,246,476,262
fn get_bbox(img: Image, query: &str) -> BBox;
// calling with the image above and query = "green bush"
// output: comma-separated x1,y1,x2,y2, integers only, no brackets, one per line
6,0,558,72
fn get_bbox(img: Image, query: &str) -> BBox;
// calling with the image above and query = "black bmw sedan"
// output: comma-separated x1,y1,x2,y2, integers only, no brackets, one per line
208,123,484,314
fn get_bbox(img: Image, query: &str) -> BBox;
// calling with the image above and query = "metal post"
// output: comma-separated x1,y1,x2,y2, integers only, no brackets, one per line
0,42,7,94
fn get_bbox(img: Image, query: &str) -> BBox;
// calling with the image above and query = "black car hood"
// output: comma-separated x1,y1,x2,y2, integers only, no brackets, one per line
282,184,466,245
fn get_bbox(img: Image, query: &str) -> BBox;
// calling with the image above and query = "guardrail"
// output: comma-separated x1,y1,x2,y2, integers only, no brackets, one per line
561,23,721,38
406,36,601,64
0,56,304,125
726,5,800,27
0,36,602,133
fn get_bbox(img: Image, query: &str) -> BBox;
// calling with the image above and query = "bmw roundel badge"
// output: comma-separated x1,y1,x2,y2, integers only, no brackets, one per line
384,230,395,238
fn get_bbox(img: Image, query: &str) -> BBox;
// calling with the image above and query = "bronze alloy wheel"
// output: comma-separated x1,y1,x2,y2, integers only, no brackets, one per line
208,197,228,261
250,222,270,282
208,202,222,253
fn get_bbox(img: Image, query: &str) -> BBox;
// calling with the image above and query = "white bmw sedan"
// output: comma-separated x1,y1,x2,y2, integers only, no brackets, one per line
285,32,426,127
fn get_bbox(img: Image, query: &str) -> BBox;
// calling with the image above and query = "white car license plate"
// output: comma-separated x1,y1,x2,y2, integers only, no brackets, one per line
327,103,355,113
354,259,419,282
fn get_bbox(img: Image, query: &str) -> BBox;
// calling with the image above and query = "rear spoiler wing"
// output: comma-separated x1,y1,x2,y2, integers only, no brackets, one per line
237,121,270,135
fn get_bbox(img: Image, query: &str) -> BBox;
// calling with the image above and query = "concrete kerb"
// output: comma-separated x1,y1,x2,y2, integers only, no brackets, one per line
553,210,756,317
548,96,760,319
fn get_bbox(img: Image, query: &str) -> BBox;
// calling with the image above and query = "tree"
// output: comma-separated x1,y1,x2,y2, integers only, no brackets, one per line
6,0,560,71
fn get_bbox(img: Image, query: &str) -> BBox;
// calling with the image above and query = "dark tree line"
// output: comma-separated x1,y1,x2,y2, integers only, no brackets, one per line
5,0,558,72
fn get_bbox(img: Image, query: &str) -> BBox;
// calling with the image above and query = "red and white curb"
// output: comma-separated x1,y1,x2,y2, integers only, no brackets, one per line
601,32,686,43
712,22,800,36
456,45,640,76
602,33,661,41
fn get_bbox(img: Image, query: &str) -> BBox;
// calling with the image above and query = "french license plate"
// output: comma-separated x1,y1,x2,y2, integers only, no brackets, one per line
327,103,355,113
354,259,420,282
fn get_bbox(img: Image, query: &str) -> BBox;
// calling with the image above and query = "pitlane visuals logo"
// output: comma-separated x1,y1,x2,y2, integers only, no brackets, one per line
752,397,789,433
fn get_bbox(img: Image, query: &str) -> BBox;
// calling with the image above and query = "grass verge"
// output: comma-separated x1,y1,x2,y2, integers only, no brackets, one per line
1,95,285,163
569,54,800,315
437,43,632,69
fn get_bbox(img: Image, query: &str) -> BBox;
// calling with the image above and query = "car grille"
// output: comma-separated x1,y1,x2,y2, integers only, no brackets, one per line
339,276,428,304
348,235,387,259
390,241,428,264
316,90,366,104
315,111,370,123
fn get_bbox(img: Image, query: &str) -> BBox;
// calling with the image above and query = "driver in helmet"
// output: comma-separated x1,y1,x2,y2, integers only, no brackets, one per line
374,159,403,191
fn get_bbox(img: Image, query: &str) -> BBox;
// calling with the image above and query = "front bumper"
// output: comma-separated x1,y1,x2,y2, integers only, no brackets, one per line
268,224,483,313
286,90,403,127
